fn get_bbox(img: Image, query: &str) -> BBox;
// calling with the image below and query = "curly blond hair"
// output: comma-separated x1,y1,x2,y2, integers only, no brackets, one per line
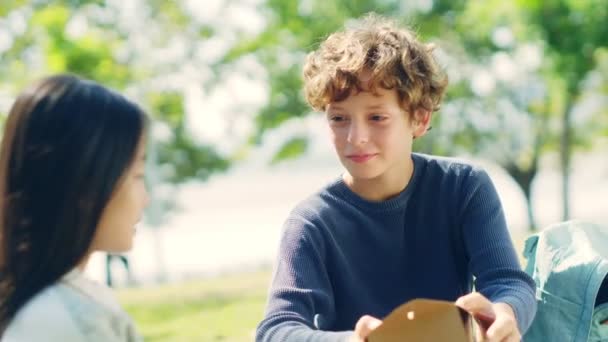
303,13,448,116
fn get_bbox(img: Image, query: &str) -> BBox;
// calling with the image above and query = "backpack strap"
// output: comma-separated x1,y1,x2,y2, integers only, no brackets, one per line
523,235,539,277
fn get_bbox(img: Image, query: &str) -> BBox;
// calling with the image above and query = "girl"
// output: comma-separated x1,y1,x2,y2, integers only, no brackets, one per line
0,74,149,341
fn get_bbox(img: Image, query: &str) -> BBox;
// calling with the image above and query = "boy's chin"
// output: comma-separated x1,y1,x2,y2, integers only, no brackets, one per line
344,168,384,182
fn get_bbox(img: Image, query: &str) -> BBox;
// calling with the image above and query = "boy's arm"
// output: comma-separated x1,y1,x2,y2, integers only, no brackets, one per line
459,168,537,335
256,217,353,342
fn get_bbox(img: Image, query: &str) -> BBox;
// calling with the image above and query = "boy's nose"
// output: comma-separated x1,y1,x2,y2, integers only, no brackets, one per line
346,122,369,145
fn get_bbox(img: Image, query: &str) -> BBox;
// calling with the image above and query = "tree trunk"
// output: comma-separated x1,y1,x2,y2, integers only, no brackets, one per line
522,177,537,232
560,99,574,221
505,162,538,231
146,138,168,283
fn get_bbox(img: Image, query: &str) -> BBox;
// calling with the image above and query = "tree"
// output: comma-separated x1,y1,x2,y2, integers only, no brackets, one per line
0,1,230,184
516,0,608,220
0,0,232,283
420,1,557,231
418,0,608,229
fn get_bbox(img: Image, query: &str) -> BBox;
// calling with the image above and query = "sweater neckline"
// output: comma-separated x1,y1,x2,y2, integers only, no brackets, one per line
331,153,424,212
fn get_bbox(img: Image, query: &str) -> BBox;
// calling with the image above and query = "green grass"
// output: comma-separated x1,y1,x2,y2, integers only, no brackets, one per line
117,270,271,342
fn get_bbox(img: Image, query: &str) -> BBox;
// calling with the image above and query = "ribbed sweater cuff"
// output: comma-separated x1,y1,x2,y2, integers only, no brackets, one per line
494,293,536,335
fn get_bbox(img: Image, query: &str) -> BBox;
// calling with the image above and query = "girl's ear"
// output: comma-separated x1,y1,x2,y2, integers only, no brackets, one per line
412,109,432,138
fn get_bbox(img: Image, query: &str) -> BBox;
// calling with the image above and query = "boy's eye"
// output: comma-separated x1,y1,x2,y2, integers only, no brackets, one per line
329,115,347,122
370,114,387,121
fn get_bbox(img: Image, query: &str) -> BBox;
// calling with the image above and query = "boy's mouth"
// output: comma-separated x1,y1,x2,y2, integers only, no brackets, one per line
346,153,378,163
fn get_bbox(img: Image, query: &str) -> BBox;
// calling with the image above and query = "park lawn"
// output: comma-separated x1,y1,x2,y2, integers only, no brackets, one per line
117,270,271,342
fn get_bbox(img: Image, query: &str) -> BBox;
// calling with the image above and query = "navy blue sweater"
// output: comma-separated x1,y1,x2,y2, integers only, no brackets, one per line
256,153,537,341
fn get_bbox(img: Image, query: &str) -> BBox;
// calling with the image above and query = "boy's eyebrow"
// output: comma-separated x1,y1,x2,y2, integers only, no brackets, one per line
365,104,387,110
327,105,389,114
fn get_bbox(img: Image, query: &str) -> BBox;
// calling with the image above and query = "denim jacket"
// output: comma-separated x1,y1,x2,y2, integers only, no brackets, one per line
3,269,141,341
523,221,608,342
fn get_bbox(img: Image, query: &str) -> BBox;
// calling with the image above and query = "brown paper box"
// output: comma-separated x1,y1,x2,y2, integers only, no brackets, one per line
367,298,473,342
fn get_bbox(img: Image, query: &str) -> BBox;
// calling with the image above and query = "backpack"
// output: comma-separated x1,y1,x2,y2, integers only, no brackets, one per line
523,221,608,341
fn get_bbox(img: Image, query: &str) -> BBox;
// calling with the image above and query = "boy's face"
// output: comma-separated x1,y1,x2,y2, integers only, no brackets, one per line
325,86,430,182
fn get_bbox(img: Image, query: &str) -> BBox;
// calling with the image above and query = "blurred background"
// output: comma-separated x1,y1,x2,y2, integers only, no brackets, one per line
0,0,607,340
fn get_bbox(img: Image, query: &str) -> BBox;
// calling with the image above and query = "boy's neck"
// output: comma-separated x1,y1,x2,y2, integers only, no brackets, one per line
343,156,415,202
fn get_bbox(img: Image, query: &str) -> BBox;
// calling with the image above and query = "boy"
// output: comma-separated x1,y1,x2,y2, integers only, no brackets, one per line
256,14,536,342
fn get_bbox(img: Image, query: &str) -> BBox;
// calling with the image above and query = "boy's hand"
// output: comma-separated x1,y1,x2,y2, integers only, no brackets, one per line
349,315,382,342
456,292,521,342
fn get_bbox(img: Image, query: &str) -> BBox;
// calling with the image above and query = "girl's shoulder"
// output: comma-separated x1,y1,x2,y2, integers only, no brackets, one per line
3,271,141,342
57,270,141,341
3,282,86,341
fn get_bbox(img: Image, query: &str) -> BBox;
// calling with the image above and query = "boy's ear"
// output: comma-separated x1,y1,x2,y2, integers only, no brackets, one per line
412,109,432,138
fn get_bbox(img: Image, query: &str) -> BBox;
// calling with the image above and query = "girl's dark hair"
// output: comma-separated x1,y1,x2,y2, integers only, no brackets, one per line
0,74,148,332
